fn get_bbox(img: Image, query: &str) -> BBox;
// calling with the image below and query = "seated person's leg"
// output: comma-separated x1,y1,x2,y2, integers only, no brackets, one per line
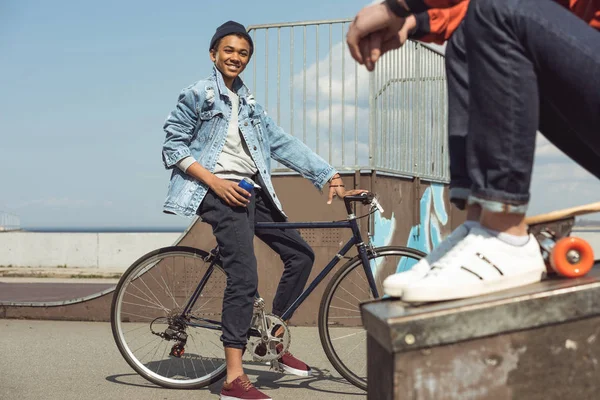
253,188,313,376
384,22,480,297
198,190,258,382
403,0,600,302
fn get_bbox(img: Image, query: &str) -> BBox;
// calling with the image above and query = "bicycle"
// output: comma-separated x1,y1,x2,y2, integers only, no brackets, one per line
110,192,425,391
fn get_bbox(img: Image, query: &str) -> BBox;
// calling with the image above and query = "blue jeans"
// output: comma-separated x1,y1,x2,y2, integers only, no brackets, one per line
446,0,600,213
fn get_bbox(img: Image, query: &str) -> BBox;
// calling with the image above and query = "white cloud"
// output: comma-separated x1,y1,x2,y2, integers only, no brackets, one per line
292,41,370,104
306,102,369,130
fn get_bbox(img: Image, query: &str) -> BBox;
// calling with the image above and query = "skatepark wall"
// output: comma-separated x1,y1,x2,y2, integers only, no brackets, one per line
0,231,181,270
0,173,461,273
0,172,467,325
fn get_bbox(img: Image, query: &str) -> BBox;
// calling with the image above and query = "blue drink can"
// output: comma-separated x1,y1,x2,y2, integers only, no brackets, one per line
238,177,254,193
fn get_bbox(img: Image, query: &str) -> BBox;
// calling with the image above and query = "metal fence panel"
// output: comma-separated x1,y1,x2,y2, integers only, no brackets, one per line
246,19,448,182
0,212,20,231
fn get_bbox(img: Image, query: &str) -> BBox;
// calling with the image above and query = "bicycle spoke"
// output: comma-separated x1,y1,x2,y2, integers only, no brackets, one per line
337,284,363,304
344,272,372,297
188,335,209,376
341,334,366,358
331,330,365,341
123,323,152,335
159,274,180,309
329,304,361,313
140,273,169,311
120,311,158,321
148,338,164,366
112,249,227,388
126,286,168,311
320,248,423,391
138,276,169,313
135,335,163,358
122,300,165,312
129,281,168,313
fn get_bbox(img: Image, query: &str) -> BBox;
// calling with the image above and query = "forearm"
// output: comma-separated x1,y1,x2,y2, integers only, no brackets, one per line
271,137,337,189
178,157,218,188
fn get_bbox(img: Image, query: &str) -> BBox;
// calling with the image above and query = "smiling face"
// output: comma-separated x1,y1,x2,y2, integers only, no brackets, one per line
210,34,251,89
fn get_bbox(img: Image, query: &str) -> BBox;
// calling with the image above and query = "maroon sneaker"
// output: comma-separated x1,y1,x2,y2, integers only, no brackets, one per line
220,374,271,400
276,343,312,377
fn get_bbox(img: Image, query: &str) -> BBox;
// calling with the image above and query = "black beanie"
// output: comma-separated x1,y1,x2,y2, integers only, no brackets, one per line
209,21,254,55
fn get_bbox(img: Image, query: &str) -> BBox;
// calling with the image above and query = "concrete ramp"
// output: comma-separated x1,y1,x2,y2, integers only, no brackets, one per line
0,283,116,321
361,265,600,400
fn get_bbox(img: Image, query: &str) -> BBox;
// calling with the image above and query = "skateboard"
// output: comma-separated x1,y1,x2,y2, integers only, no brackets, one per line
526,202,600,278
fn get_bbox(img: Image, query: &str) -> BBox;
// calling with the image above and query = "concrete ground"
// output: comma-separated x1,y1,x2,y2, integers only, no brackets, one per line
0,319,366,400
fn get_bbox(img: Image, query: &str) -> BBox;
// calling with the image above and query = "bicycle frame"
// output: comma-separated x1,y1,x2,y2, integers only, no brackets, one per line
181,196,380,326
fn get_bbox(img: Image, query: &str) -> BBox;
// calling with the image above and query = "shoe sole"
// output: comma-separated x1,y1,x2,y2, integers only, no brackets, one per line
382,284,403,298
282,364,311,377
383,273,430,298
402,269,545,302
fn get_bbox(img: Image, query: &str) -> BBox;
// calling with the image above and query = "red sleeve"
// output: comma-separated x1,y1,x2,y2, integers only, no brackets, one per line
411,3,469,44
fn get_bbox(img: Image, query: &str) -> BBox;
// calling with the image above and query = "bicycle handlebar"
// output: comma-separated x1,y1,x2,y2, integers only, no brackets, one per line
343,192,383,215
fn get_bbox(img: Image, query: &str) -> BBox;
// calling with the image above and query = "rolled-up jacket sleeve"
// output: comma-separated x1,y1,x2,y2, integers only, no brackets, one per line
162,86,201,169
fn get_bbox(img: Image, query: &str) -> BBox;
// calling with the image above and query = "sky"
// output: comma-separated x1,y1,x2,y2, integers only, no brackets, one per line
1,0,599,230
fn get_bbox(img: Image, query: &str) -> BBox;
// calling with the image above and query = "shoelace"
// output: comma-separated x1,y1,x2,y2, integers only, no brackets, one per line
239,378,254,392
427,233,482,275
415,229,468,272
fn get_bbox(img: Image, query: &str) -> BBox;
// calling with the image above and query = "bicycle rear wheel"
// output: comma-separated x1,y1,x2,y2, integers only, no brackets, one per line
318,246,425,391
111,246,227,389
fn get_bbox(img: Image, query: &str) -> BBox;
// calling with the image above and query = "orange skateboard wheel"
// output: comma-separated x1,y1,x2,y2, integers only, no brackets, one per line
550,237,594,278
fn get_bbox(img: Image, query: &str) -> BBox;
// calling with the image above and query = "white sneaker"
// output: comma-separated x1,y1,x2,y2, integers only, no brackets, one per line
382,224,471,297
401,227,546,303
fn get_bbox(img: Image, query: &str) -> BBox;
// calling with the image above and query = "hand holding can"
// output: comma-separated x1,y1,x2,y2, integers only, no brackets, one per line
238,177,254,196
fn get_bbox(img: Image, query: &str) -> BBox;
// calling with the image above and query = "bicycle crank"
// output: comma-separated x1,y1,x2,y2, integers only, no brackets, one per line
246,313,291,363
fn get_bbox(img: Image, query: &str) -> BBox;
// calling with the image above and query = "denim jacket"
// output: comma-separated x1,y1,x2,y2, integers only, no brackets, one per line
162,66,337,218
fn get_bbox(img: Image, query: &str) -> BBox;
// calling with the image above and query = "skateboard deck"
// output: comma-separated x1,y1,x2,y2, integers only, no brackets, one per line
526,201,600,227
526,202,600,278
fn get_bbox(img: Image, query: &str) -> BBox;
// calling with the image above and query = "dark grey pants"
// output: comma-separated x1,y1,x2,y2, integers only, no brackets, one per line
446,0,600,212
197,184,314,349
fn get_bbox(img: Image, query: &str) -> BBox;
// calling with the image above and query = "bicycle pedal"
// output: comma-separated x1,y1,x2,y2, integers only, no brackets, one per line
269,360,284,373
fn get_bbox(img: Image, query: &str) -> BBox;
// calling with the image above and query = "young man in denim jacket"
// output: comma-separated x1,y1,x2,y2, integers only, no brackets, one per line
346,0,599,302
162,21,364,400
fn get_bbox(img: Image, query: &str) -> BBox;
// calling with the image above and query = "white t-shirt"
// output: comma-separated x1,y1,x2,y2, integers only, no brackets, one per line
176,88,258,185
212,88,258,180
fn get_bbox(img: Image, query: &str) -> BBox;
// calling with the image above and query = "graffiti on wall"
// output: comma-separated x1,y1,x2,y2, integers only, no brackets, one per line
370,183,450,278
396,183,449,272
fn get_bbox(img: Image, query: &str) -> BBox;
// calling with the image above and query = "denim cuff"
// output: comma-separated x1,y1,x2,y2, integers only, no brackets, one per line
468,195,529,214
449,187,471,201
222,341,247,350
405,0,429,13
410,12,431,40
315,166,337,190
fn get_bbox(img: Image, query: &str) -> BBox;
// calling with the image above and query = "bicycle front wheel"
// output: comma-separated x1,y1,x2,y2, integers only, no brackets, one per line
111,246,227,389
318,246,425,391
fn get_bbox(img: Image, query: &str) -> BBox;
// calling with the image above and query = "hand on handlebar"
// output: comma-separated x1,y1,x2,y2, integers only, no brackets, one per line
326,173,368,204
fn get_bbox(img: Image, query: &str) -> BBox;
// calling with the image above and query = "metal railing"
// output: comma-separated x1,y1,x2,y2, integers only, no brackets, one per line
370,41,448,181
0,212,20,232
246,19,448,182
